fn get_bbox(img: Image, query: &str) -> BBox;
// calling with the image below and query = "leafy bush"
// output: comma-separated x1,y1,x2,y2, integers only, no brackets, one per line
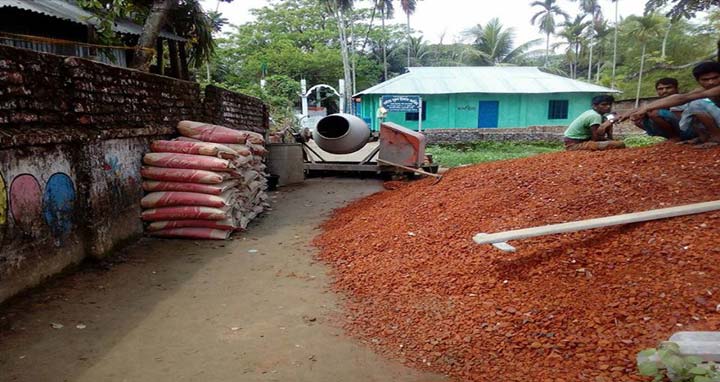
637,342,720,382
624,135,666,148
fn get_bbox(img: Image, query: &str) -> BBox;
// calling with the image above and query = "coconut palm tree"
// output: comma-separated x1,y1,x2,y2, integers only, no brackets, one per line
625,13,666,107
406,35,431,66
586,19,610,81
574,0,603,79
660,19,672,59
400,0,416,68
555,15,590,78
463,18,541,66
320,0,354,112
592,21,613,82
376,0,394,80
169,0,218,69
610,0,618,89
530,0,569,67
576,0,602,23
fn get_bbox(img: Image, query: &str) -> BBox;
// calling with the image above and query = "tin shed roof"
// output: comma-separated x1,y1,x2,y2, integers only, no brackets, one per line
355,67,620,96
0,0,186,41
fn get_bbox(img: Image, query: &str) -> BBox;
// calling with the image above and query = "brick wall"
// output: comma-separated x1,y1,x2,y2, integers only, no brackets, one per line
0,46,69,128
424,124,644,144
0,45,268,303
66,57,200,131
203,85,268,133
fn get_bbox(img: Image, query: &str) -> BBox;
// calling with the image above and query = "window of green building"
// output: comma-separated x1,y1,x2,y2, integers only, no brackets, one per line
548,100,569,119
405,101,427,121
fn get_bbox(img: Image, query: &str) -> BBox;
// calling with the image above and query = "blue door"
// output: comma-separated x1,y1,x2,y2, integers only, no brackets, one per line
477,101,499,128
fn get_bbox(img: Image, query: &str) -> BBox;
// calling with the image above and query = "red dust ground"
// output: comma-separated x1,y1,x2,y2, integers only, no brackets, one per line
314,143,720,382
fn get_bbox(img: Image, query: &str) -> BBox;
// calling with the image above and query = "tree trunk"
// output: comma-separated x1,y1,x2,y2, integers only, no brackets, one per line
381,7,387,81
661,22,671,59
333,6,353,113
574,39,580,79
359,4,377,51
611,0,618,89
178,42,188,80
130,0,175,71
350,12,357,95
635,43,646,108
155,38,164,75
587,43,593,81
406,13,411,68
168,39,179,78
545,31,550,67
577,40,581,79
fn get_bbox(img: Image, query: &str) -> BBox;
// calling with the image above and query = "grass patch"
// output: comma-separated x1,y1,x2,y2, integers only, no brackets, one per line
427,136,665,168
427,141,563,168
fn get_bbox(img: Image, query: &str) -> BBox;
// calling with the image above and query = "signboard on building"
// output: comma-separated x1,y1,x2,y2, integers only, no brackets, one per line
381,95,421,112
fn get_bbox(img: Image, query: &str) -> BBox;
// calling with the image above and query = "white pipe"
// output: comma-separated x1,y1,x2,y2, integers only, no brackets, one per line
473,200,720,245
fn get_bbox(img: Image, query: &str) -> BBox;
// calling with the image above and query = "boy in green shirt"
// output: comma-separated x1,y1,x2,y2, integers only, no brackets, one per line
563,95,626,151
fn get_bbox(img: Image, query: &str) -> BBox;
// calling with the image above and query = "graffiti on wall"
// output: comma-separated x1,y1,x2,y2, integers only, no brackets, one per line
10,174,43,235
1,171,77,245
43,173,76,240
103,154,124,204
103,153,140,205
0,172,6,243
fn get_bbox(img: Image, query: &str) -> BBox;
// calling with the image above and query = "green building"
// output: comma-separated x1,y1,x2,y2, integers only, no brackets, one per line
354,67,619,131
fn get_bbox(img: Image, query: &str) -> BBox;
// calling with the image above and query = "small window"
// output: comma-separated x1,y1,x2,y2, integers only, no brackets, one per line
405,101,427,121
548,100,569,119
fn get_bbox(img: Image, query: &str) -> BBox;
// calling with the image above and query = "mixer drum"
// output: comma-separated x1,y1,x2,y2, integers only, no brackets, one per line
313,113,371,154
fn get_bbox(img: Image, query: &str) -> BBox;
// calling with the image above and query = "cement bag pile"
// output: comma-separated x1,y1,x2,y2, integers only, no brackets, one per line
139,121,269,240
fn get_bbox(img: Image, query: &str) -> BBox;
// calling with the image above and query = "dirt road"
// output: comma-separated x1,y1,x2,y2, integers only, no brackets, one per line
0,178,446,382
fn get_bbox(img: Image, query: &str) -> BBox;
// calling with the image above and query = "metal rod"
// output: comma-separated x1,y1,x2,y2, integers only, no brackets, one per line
301,142,326,163
359,145,381,165
377,158,441,179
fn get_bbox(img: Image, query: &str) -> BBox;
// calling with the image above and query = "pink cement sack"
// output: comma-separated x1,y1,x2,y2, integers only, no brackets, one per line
175,137,253,157
142,180,239,195
151,140,239,159
231,155,251,167
248,144,268,156
149,227,231,240
141,206,231,221
141,167,229,184
146,219,237,232
143,153,234,171
177,121,265,144
221,143,252,157
141,190,238,209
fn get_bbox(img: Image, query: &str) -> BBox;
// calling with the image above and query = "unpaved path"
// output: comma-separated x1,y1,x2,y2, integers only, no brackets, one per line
0,178,446,382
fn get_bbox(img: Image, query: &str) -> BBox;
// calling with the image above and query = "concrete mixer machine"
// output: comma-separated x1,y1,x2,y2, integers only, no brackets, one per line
297,113,436,175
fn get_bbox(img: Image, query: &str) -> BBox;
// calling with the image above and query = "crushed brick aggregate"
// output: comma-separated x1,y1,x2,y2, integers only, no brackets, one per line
314,143,720,382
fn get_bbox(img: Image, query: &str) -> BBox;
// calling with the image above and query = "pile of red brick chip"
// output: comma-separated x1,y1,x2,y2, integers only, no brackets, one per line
139,121,269,240
314,143,720,382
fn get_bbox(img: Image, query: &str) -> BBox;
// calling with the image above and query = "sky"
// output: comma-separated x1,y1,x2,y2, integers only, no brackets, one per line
201,0,651,47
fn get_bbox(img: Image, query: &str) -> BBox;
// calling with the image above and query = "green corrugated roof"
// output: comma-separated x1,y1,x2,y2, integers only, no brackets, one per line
355,67,620,96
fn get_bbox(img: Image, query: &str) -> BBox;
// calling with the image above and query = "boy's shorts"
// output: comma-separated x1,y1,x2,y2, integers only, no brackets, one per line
679,99,720,138
642,109,680,138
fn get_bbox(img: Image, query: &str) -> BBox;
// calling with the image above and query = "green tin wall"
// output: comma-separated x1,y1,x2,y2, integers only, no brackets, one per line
358,93,598,130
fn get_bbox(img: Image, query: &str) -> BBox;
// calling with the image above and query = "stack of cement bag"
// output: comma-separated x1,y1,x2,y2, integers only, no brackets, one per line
139,121,269,240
